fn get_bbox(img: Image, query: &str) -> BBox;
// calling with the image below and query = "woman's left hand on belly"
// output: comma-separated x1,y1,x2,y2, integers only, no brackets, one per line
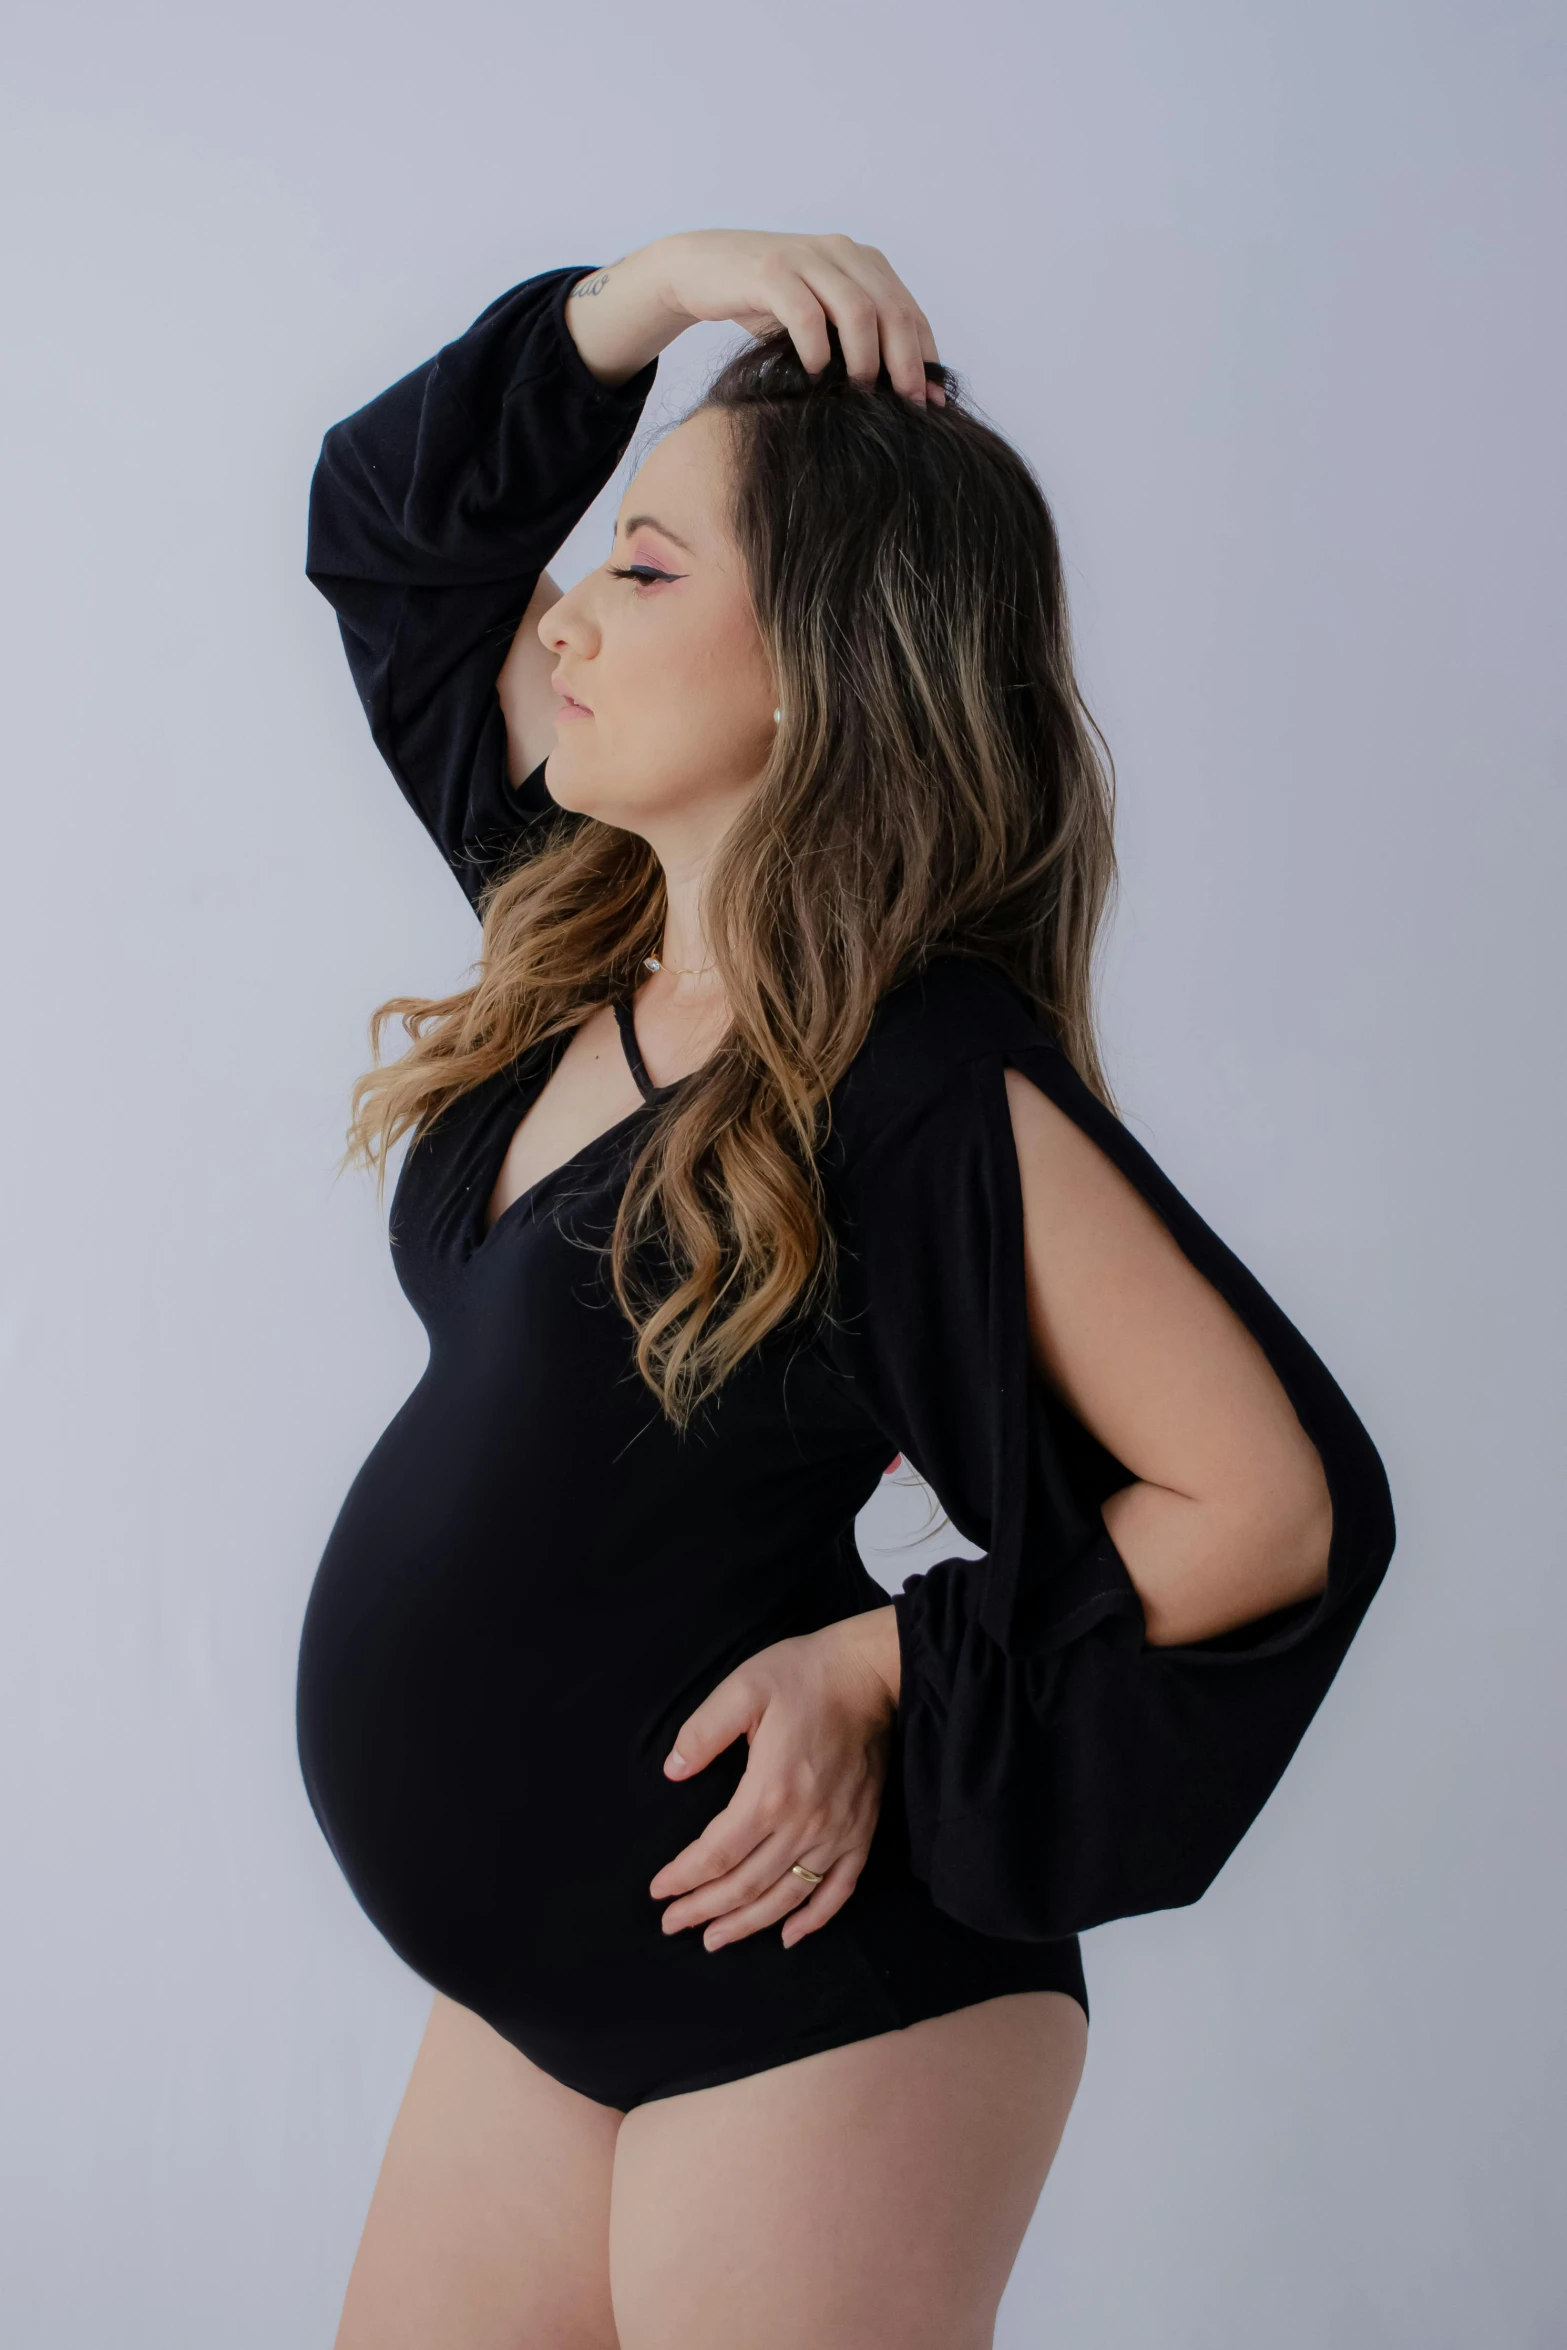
648,1606,902,1951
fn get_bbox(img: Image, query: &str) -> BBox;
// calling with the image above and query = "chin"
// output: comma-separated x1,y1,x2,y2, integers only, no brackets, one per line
540,740,598,815
543,741,643,830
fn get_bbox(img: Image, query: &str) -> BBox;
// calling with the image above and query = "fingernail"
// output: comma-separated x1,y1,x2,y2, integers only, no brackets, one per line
667,1750,689,1774
704,1931,723,1950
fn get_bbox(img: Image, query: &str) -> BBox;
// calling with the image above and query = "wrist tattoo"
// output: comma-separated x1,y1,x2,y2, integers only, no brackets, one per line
570,265,619,301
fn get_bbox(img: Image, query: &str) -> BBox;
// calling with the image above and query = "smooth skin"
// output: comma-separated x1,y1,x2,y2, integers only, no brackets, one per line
334,229,1332,2348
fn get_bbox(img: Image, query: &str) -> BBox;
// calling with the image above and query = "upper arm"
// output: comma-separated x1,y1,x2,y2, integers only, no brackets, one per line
304,270,657,907
1003,1065,1331,1551
840,1025,1393,1941
496,571,567,785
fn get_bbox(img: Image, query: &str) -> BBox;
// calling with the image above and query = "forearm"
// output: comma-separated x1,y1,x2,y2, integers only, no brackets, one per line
822,1603,902,1715
309,268,657,605
821,1485,1333,1719
563,242,691,386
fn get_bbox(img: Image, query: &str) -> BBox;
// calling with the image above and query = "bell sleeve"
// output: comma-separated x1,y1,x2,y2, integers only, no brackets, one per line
823,1017,1396,1943
305,265,657,909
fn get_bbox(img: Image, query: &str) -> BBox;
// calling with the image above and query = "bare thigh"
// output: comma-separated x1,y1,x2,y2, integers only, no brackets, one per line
608,1991,1088,2350
333,1993,624,2350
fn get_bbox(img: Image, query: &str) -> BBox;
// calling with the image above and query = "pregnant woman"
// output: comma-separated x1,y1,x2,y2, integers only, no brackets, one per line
297,230,1394,2349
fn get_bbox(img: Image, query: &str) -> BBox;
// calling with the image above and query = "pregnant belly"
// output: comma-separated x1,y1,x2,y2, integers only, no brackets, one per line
295,1410,861,2015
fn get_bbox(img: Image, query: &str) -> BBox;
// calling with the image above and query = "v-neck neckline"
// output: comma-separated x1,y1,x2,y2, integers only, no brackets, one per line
613,989,679,1104
467,993,685,1260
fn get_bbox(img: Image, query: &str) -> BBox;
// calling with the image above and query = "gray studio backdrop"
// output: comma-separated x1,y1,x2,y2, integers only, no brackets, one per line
2,2,1562,2343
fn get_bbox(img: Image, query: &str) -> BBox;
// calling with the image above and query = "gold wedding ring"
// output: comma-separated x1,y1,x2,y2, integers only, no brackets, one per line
789,1862,825,1886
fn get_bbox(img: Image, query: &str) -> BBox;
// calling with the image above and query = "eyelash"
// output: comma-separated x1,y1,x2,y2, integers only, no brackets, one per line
607,563,682,588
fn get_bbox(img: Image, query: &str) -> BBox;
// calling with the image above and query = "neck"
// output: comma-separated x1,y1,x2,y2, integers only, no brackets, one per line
646,830,725,998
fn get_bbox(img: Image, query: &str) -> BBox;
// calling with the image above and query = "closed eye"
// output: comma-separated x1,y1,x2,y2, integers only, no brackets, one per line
606,563,685,588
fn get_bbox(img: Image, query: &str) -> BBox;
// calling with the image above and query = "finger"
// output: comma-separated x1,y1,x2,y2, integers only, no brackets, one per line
700,1851,850,1950
760,270,832,375
858,246,942,367
655,1821,823,1930
836,249,933,404
780,1851,860,1947
665,1673,761,1780
798,258,884,387
909,311,947,406
825,238,942,406
875,301,931,405
649,1804,771,1903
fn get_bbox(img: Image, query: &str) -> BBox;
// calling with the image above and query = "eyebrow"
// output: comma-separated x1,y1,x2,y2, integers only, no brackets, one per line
618,512,696,554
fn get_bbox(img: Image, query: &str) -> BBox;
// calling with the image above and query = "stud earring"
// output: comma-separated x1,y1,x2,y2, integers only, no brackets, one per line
773,709,782,724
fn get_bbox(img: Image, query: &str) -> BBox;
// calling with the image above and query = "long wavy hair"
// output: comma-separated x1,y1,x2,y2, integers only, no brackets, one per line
346,327,1118,1428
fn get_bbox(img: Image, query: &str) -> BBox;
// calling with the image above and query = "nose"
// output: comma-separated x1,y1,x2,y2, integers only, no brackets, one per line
537,577,598,657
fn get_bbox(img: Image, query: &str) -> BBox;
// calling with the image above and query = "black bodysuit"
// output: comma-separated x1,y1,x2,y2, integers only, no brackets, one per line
295,266,1396,2111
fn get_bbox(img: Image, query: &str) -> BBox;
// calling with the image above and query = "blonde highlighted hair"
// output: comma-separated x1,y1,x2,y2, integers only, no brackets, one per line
348,327,1117,1428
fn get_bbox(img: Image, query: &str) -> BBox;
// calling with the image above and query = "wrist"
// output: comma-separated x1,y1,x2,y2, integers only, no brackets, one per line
563,241,689,387
826,1604,901,1721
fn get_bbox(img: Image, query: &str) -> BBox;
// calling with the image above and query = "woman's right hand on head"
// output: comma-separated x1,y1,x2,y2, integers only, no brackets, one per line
564,230,944,406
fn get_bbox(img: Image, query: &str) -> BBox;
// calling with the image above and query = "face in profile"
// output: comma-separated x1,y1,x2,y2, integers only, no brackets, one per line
536,408,779,839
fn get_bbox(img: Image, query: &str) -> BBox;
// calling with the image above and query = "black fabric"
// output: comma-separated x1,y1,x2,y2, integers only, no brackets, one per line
814,966,1396,1941
295,266,1393,2109
304,262,651,909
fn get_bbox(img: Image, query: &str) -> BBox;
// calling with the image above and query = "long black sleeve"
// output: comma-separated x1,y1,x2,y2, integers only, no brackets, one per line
306,266,658,909
819,958,1396,1943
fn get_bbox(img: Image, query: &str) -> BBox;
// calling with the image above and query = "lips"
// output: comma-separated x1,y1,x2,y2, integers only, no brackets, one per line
551,672,592,716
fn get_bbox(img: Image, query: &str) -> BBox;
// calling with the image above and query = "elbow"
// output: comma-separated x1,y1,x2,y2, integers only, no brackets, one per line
1217,1463,1333,1630
1272,1447,1334,1610
1217,1414,1337,1620
1122,1456,1334,1648
1297,1481,1334,1601
1211,1461,1333,1637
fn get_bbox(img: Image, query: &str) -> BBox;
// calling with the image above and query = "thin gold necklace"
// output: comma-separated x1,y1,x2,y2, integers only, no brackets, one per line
643,951,717,979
